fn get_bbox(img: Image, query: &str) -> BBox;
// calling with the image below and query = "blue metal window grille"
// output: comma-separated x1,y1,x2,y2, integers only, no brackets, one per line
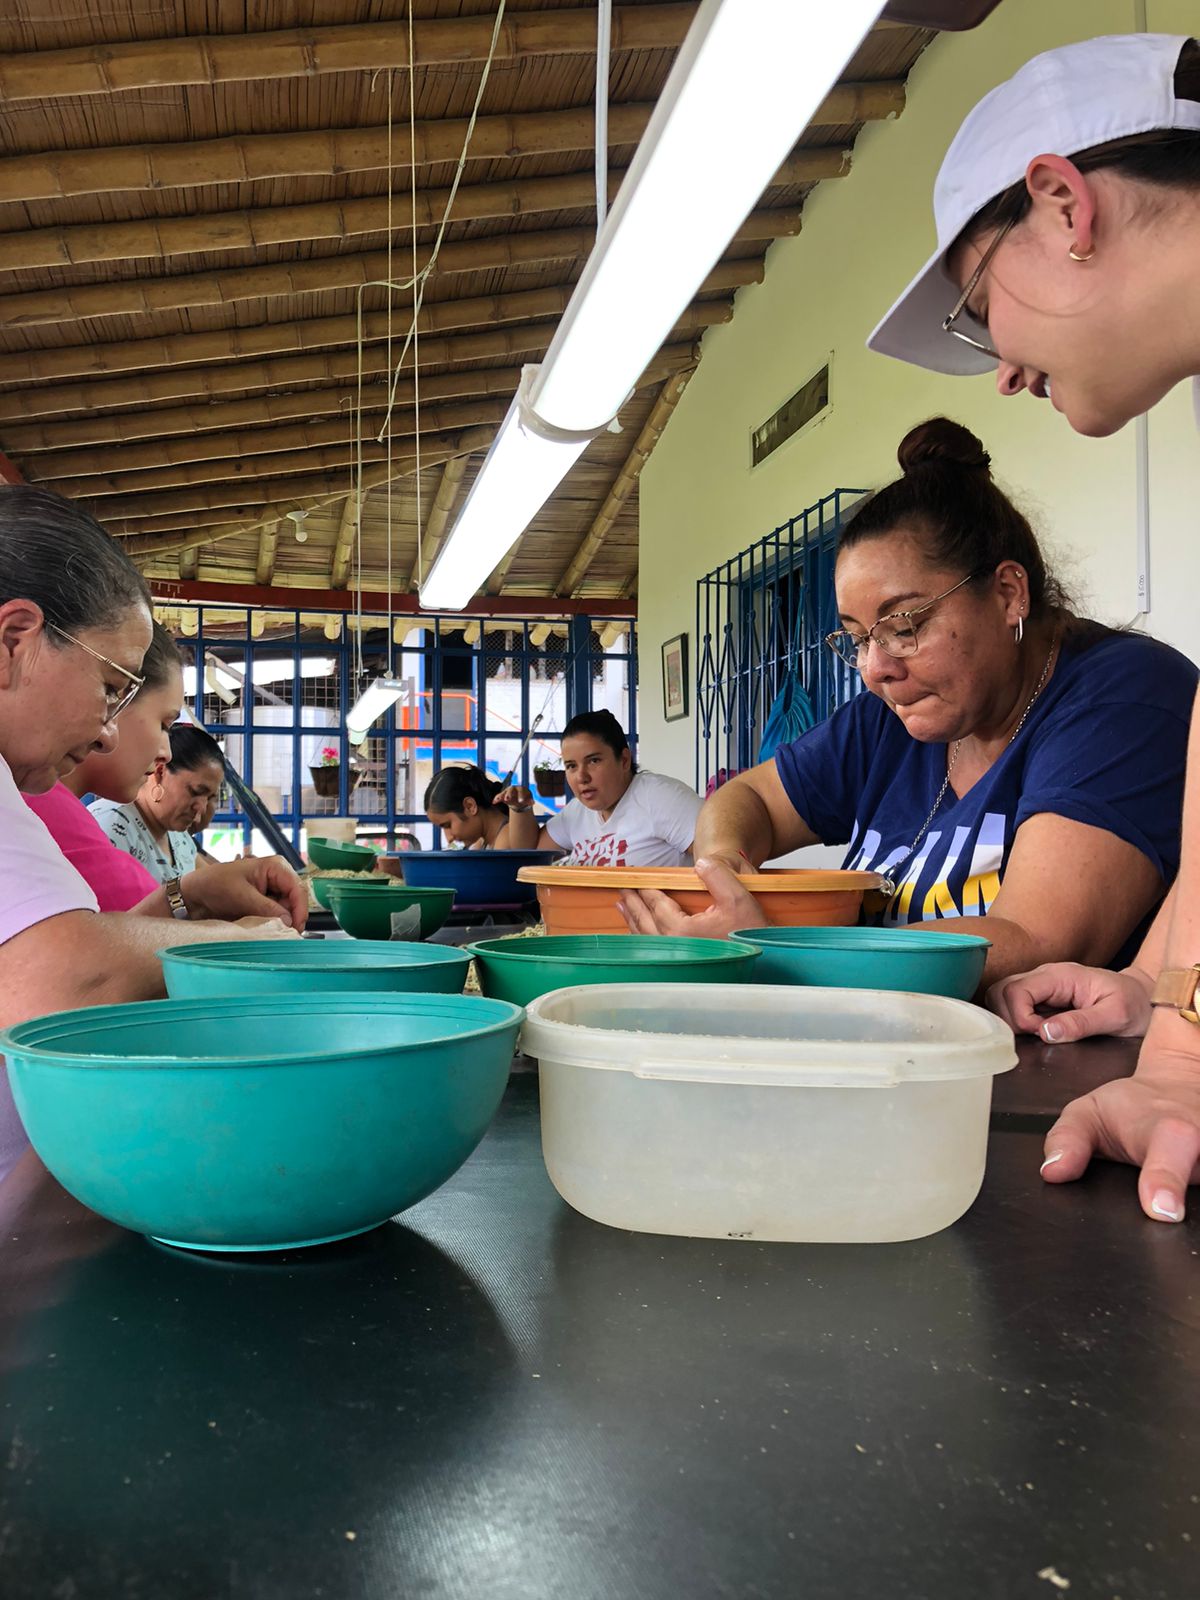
171,607,636,854
695,489,866,792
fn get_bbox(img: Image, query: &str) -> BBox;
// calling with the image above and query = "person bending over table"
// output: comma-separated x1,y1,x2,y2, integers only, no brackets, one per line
0,487,306,1182
89,722,224,886
621,418,1196,991
424,764,539,851
864,35,1200,1218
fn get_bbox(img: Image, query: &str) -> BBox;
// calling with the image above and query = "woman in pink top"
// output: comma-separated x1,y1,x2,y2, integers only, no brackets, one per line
24,623,178,912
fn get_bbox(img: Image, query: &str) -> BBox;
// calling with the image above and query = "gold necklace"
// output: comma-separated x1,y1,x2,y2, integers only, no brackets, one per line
882,633,1059,897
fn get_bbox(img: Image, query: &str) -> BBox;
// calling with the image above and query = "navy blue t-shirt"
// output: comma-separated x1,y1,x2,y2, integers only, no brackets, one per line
775,632,1196,958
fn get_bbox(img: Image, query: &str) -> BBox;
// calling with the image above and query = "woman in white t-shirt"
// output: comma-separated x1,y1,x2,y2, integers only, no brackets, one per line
509,711,701,868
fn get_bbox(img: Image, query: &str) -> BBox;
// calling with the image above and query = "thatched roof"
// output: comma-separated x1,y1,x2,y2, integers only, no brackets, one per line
0,2,931,611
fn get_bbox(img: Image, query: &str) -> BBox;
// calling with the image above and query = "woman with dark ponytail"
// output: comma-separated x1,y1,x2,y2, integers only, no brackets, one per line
623,418,1196,997
424,765,537,850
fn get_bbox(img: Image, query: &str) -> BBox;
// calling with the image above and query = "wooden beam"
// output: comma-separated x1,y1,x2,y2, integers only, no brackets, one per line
256,523,281,586
122,435,492,558
0,150,843,274
144,578,637,619
2,341,701,454
0,300,728,427
557,369,695,595
0,6,697,101
0,85,900,206
22,399,512,486
329,494,361,591
178,547,199,581
0,267,741,387
0,319,568,421
0,212,790,330
407,452,473,591
485,546,521,596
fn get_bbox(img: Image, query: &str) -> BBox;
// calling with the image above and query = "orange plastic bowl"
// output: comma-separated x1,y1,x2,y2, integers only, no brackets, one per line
515,866,889,936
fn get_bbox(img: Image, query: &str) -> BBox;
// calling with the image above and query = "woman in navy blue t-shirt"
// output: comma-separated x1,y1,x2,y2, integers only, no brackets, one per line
622,418,1196,989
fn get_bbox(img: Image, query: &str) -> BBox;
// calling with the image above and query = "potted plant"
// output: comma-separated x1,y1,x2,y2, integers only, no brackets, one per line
309,745,360,799
533,759,567,799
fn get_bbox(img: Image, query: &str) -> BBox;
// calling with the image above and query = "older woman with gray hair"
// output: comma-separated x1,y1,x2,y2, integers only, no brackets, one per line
0,486,307,1179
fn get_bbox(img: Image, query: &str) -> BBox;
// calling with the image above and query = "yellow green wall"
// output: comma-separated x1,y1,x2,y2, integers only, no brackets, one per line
637,0,1200,784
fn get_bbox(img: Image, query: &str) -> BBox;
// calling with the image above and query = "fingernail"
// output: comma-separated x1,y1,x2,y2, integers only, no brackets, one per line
1151,1190,1185,1223
1040,1151,1064,1173
1042,1021,1063,1042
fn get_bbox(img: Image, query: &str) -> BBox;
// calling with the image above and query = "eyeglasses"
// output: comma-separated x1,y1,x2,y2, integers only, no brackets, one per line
941,215,1015,360
47,622,145,721
825,572,983,670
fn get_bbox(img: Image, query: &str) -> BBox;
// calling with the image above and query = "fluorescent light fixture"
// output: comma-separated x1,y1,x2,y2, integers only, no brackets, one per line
346,676,406,746
420,0,881,608
184,656,334,697
420,374,589,610
533,0,881,433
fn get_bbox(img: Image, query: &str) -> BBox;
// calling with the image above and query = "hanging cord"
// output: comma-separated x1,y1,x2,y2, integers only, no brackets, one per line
407,0,422,604
347,1,508,609
375,0,508,447
595,0,612,229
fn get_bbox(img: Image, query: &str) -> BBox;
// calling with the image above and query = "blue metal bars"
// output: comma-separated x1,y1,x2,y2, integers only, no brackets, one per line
695,489,865,792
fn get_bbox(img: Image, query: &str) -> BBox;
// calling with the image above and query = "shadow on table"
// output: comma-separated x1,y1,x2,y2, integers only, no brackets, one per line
0,1216,519,1591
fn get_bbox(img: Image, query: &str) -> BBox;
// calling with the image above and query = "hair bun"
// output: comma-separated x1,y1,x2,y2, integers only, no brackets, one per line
897,417,992,478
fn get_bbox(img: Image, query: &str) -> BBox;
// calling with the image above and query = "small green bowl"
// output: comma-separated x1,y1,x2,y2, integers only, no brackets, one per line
467,933,759,1008
307,837,378,872
728,925,990,999
327,881,456,941
310,872,391,910
161,939,471,997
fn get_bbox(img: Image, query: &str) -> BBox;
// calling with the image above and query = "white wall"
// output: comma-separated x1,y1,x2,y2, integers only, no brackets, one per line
637,0,1200,786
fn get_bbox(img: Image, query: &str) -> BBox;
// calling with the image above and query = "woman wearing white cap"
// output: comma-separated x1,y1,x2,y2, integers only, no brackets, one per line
870,33,1200,1223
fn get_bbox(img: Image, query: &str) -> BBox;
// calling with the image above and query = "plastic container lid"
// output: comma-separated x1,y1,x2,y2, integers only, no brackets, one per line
521,982,1017,1088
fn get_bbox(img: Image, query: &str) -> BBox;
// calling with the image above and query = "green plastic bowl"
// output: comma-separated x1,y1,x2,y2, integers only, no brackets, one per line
467,934,760,1008
728,925,990,999
1,992,523,1251
326,881,456,941
310,872,390,910
307,837,378,872
160,939,471,998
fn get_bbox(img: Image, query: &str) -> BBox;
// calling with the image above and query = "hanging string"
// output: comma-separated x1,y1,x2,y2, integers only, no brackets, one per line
595,0,612,229
407,0,423,601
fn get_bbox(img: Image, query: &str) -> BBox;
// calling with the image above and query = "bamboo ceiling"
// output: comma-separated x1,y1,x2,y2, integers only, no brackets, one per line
0,2,932,610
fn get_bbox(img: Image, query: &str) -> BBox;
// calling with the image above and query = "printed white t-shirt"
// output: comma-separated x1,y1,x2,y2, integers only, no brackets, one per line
0,754,99,1182
544,770,702,868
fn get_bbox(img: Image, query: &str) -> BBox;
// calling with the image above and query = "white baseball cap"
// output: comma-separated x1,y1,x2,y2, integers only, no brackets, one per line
868,33,1200,375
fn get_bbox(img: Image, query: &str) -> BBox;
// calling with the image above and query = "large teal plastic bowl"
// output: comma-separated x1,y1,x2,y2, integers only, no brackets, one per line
1,993,523,1252
467,934,759,1007
728,925,990,999
160,940,472,998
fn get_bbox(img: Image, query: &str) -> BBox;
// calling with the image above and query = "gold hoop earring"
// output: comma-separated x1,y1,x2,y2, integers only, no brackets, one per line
151,783,165,804
1068,245,1095,263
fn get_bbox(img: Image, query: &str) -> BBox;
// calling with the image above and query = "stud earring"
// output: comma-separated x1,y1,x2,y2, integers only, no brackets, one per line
1068,245,1095,263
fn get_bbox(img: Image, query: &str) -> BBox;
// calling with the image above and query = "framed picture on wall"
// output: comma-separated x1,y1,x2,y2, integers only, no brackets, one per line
662,633,689,722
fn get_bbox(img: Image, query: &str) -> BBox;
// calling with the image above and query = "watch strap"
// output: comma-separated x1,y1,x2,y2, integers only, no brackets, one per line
1150,965,1200,1025
163,876,190,920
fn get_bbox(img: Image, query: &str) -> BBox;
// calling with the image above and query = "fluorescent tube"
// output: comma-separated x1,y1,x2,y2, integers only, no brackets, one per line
346,676,406,746
420,380,589,610
422,0,882,607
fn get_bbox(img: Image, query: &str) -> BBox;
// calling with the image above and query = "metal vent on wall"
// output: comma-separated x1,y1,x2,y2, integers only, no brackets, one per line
751,364,830,467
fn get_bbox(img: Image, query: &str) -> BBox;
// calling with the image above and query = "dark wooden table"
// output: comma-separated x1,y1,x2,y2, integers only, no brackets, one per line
1,1039,1195,1600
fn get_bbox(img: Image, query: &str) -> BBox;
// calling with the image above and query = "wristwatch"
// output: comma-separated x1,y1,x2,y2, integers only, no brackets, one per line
163,876,190,920
1150,965,1200,1025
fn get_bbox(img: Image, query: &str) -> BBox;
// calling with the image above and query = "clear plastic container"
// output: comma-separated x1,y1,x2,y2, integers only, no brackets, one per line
522,983,1017,1244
